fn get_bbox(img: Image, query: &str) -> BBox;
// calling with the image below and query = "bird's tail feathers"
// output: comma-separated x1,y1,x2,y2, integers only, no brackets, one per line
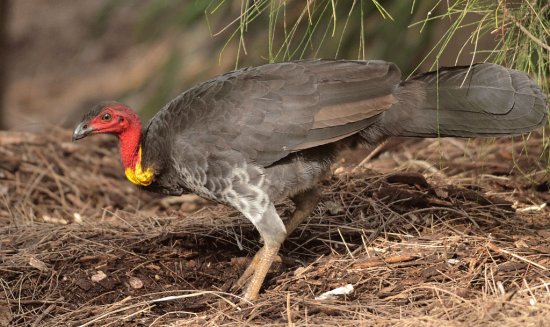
380,63,547,138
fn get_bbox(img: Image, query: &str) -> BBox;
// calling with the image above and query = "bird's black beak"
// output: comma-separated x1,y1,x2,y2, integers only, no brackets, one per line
72,121,93,141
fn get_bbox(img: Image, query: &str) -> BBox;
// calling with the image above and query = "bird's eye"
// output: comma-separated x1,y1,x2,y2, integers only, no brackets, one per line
102,113,112,121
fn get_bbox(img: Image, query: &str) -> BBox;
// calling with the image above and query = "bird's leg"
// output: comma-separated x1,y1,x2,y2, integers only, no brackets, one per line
241,241,281,301
234,189,320,300
286,188,320,236
234,203,286,302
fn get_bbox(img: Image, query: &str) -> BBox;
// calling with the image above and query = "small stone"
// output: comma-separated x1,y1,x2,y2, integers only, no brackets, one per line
73,213,83,224
129,276,143,289
334,167,346,175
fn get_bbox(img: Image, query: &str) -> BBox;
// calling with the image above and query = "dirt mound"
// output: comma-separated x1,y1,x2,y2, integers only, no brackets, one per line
0,131,549,326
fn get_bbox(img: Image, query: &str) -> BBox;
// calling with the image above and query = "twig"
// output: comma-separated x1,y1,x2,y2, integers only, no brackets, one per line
487,242,548,271
337,228,355,259
501,4,550,52
406,206,480,229
353,142,387,172
514,20,550,52
79,303,147,327
31,303,56,327
352,254,418,269
286,292,293,327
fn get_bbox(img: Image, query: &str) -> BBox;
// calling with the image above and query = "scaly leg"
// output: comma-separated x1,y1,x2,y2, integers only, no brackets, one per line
241,242,281,301
235,189,320,301
286,188,321,236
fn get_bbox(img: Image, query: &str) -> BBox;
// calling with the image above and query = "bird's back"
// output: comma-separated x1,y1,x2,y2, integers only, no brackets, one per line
141,59,402,170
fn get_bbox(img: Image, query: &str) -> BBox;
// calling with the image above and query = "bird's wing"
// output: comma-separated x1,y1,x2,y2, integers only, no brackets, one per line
144,59,401,167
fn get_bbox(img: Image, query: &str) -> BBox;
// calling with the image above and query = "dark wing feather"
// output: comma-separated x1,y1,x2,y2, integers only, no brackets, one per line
143,59,401,167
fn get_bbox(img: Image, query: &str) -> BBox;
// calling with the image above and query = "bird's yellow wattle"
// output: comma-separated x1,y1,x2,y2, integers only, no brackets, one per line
124,147,154,186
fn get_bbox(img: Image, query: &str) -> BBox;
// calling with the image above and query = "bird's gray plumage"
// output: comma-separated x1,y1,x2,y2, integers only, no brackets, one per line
381,63,548,137
140,59,547,207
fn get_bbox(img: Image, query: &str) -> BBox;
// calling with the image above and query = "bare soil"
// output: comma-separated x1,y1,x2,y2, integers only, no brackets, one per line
0,130,549,326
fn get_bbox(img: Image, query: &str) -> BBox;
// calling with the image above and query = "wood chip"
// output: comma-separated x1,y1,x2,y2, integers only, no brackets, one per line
352,255,418,269
91,271,107,283
29,257,49,272
146,263,161,271
386,172,431,188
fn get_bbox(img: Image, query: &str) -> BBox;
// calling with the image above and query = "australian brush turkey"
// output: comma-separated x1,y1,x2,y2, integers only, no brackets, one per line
73,60,547,301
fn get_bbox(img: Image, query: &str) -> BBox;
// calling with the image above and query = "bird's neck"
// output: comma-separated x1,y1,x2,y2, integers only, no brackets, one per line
118,120,154,186
118,125,142,169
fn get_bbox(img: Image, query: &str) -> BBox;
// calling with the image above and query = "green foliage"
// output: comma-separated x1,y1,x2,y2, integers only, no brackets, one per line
412,1,549,80
206,0,436,72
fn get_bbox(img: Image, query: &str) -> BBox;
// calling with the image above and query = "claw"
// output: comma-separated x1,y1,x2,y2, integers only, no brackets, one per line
232,249,264,292
233,249,282,293
230,244,281,301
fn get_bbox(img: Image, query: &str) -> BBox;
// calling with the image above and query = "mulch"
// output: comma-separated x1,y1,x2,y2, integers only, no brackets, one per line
0,130,548,326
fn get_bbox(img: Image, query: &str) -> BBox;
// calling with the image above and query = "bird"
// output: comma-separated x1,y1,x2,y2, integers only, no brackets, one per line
73,59,547,302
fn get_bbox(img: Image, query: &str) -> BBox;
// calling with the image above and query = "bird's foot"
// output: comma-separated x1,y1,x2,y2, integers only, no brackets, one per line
232,248,282,292
231,244,281,302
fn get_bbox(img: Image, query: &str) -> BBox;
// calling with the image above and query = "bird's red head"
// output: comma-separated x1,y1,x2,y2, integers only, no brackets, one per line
73,102,140,140
73,102,145,174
